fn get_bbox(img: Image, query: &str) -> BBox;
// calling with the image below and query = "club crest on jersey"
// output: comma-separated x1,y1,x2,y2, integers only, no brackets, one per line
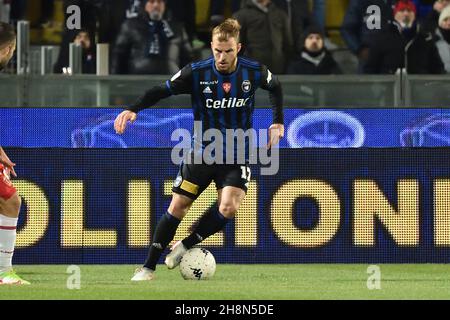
242,80,251,93
222,82,231,93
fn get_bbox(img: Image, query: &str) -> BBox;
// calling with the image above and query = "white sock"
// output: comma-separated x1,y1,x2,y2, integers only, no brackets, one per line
0,214,18,273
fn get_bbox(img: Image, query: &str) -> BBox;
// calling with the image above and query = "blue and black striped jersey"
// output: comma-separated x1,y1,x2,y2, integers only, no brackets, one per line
165,56,283,132
128,56,283,162
129,56,283,125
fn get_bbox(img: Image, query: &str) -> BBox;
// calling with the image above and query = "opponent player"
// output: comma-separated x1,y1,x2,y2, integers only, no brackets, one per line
0,22,29,285
114,18,284,281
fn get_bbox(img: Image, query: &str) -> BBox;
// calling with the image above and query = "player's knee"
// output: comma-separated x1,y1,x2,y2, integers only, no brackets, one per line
168,201,191,219
219,202,238,218
168,193,194,219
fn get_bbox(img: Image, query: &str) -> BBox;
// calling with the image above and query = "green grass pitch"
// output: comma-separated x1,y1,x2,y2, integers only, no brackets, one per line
1,264,450,300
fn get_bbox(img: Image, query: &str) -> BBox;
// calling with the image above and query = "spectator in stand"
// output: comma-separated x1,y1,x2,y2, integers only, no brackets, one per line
53,0,102,74
53,29,96,74
341,0,396,73
120,0,196,44
233,0,293,74
56,1,144,74
287,25,341,74
364,0,445,74
111,0,192,74
434,5,450,72
421,0,450,32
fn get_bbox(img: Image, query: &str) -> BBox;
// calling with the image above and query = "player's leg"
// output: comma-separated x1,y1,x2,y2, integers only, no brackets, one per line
177,164,249,251
165,186,246,269
132,194,193,280
181,186,245,250
164,162,220,269
0,178,29,285
132,159,213,280
0,193,21,272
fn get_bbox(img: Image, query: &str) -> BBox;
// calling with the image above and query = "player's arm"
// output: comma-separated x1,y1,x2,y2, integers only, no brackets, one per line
114,65,193,134
0,146,16,177
260,65,284,149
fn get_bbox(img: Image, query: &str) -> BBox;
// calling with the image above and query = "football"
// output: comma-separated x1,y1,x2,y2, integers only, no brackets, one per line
179,248,216,280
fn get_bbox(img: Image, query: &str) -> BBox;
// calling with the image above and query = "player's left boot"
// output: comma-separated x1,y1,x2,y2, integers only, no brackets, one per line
165,241,187,269
0,269,30,285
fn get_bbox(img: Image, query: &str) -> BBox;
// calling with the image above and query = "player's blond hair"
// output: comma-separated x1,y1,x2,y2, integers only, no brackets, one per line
212,18,241,42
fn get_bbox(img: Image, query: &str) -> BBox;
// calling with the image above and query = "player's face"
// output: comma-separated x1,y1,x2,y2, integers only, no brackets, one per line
0,40,16,71
211,35,241,73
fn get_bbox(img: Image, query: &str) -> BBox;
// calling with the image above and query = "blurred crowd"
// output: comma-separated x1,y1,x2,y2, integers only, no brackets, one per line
0,0,450,75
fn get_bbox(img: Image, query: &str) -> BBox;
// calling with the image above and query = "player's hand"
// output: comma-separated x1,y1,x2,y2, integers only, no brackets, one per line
267,123,284,149
114,110,137,134
0,153,17,177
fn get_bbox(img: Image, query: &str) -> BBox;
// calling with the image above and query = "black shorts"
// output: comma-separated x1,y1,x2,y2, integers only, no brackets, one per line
172,161,251,200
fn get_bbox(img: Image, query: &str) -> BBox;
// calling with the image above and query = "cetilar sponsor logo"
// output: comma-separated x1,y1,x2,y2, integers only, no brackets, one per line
400,113,450,147
287,111,365,148
206,97,250,109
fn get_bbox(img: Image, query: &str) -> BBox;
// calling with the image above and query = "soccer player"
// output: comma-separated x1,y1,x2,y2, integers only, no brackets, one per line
114,18,284,281
0,22,29,285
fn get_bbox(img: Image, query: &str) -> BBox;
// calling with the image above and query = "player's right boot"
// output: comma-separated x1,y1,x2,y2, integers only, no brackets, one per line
165,241,187,269
131,267,154,281
0,269,30,285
